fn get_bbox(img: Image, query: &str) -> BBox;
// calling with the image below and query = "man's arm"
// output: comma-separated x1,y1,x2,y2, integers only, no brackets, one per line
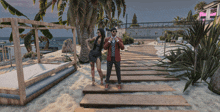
117,38,124,50
104,37,111,50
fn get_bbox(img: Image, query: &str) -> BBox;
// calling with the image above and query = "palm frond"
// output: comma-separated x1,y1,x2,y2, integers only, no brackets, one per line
0,0,29,19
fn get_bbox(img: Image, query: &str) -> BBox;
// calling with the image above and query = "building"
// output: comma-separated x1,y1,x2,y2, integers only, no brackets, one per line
197,1,220,21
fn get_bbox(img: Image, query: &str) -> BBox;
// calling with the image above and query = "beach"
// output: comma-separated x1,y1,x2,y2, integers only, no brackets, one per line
0,41,219,112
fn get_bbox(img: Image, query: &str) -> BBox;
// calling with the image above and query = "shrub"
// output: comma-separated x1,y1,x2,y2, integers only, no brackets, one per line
122,32,134,45
142,41,144,44
23,51,43,59
157,19,220,93
137,41,141,45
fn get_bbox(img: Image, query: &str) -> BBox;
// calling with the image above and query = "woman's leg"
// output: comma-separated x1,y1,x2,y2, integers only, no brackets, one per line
90,62,95,85
96,58,103,85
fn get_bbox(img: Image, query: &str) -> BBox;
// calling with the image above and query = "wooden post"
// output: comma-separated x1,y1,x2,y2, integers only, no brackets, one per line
11,18,26,105
2,45,4,61
4,46,7,60
72,28,77,69
35,28,41,63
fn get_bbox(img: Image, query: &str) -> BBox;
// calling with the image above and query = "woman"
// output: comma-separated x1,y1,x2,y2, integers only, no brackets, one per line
86,28,105,86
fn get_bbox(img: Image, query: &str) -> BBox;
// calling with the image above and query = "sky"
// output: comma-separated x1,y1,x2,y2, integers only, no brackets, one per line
0,0,215,37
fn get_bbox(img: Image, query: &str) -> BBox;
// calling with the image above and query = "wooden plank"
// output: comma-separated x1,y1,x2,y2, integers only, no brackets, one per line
80,94,191,107
107,76,180,82
0,25,11,28
35,28,41,63
83,84,175,94
18,26,34,29
37,26,72,29
11,18,26,105
0,18,11,23
24,67,77,105
112,67,165,71
0,97,20,105
17,18,74,29
75,107,200,112
120,64,146,67
25,61,76,87
0,87,19,95
121,58,161,61
103,71,169,76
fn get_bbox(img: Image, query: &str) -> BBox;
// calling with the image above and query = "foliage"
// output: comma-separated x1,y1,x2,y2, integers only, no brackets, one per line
194,1,207,12
157,17,220,93
0,0,29,19
130,13,139,27
122,32,134,45
67,0,126,62
23,51,43,58
0,0,66,53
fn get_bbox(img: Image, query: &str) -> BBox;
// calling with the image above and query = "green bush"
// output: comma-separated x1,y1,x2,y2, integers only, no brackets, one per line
23,51,43,59
122,32,134,45
137,41,141,45
157,19,220,93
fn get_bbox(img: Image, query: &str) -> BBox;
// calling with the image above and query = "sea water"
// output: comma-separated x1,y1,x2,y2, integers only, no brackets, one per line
0,37,78,60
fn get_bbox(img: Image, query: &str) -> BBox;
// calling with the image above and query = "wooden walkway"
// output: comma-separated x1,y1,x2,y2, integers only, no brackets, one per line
76,41,198,112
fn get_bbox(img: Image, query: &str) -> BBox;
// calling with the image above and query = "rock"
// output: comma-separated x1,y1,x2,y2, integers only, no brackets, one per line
209,67,220,95
62,39,74,53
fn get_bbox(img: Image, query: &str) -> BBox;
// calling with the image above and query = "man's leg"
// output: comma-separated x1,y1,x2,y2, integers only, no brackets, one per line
114,60,121,85
105,60,113,84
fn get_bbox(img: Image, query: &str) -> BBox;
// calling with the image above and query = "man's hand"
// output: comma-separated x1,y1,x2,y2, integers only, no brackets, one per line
108,38,113,42
115,38,119,42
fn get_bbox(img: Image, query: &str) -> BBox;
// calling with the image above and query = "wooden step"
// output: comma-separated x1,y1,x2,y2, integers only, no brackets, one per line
107,76,179,82
112,67,165,71
121,58,160,60
119,64,146,67
75,107,199,112
80,94,191,108
83,84,175,94
103,71,169,76
121,58,161,61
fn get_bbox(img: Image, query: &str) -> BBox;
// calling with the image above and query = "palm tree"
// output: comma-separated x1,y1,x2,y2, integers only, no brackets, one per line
67,0,126,63
194,1,207,12
0,0,66,52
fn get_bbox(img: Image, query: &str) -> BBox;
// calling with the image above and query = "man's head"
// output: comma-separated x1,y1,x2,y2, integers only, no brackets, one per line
111,27,117,37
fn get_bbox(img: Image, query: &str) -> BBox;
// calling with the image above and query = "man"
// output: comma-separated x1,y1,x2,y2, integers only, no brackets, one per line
103,27,124,90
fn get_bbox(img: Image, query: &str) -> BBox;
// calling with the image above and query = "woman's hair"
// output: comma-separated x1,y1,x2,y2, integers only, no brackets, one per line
93,28,105,52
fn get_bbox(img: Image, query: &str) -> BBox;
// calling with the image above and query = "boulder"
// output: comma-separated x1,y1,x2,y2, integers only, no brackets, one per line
209,67,220,95
62,39,74,53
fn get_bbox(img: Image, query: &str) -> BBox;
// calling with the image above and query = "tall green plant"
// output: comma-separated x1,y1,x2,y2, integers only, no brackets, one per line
184,19,212,83
157,17,220,92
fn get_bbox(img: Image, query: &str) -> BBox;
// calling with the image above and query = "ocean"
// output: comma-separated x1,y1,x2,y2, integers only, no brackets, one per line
0,37,78,60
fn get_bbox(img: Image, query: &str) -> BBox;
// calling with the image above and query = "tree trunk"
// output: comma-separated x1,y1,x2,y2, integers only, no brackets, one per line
193,46,198,85
79,29,90,63
75,23,81,45
164,38,166,56
45,39,49,50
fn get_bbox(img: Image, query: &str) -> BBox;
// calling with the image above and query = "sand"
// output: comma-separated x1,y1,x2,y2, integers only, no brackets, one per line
0,42,219,112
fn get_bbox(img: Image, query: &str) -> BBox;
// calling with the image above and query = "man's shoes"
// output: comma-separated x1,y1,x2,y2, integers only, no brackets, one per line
118,84,122,91
105,84,109,91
